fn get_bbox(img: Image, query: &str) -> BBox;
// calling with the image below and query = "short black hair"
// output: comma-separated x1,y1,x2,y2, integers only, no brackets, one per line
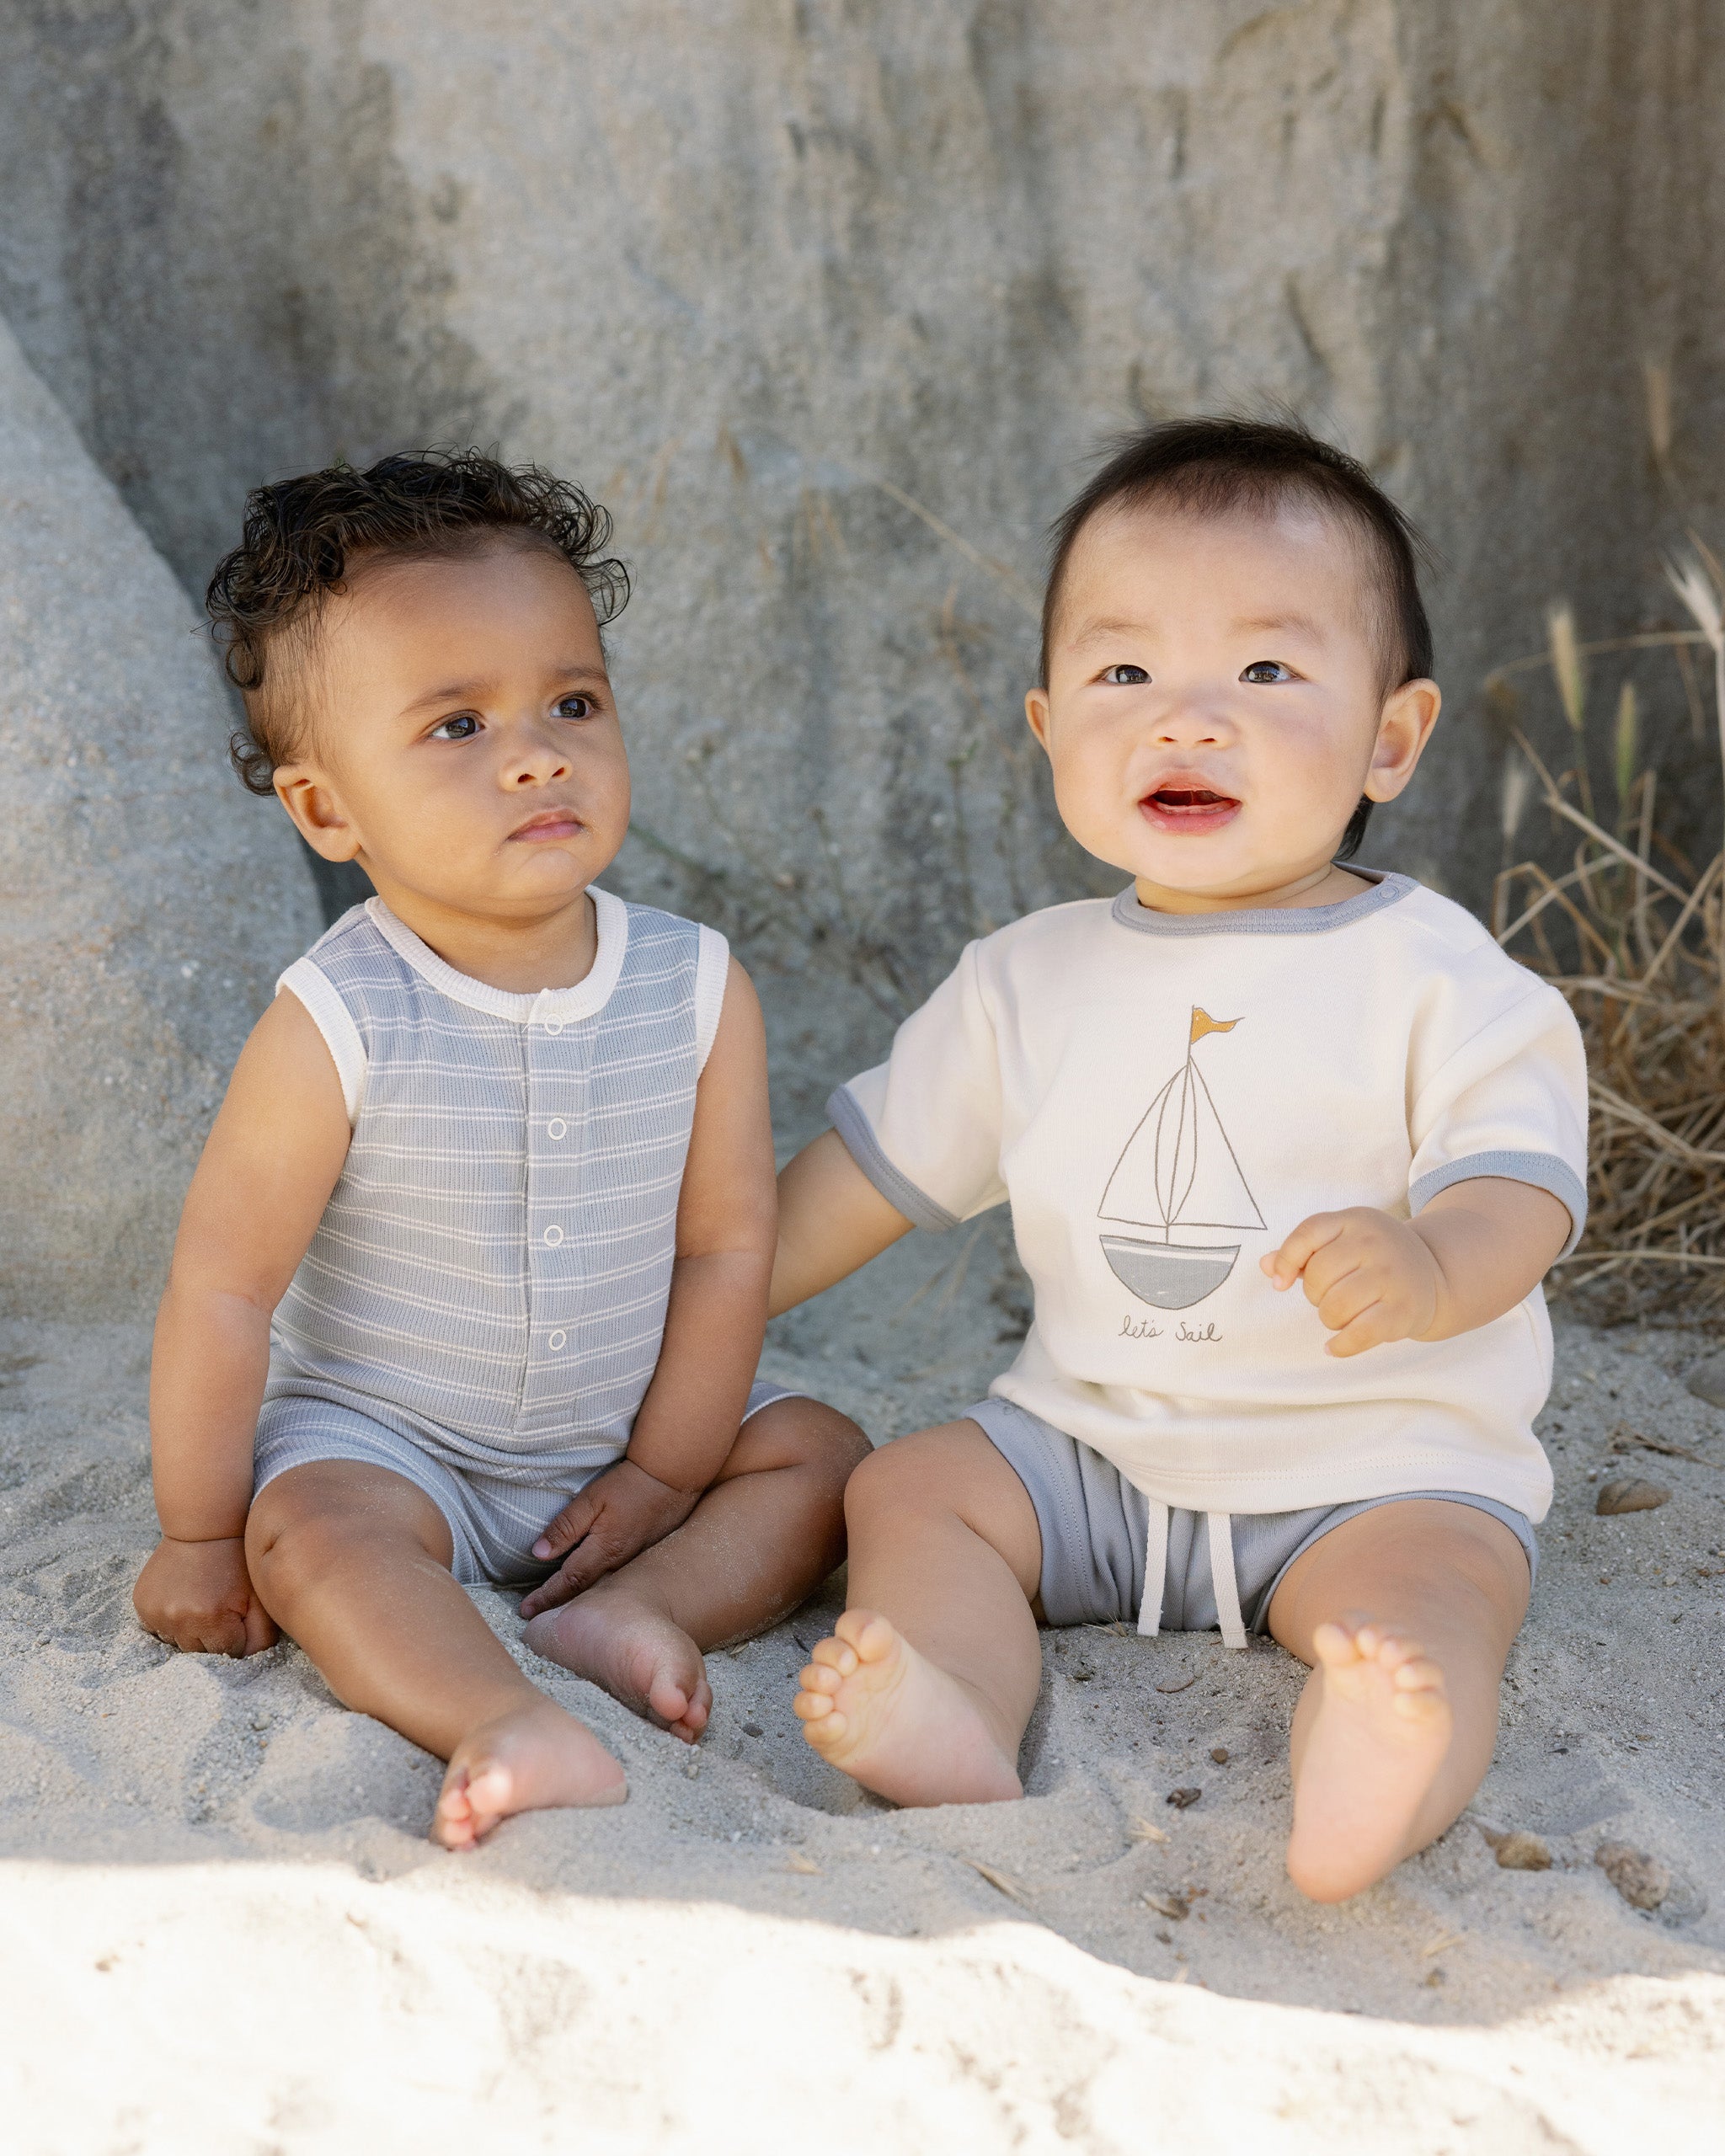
1039,416,1434,862
206,449,629,795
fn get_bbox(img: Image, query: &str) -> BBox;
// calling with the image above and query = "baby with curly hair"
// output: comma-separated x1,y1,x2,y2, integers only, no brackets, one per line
133,451,866,1845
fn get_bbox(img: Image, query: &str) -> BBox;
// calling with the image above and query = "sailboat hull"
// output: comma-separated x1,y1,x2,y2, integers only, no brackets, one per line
1101,1234,1239,1310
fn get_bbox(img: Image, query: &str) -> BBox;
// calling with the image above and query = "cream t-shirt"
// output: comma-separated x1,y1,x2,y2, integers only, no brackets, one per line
830,873,1588,1524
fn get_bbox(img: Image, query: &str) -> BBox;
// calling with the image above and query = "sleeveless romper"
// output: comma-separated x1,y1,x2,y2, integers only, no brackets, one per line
254,891,793,1582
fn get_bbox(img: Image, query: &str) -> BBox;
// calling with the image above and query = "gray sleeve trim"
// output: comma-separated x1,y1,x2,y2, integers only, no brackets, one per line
825,1085,960,1233
1409,1150,1588,1258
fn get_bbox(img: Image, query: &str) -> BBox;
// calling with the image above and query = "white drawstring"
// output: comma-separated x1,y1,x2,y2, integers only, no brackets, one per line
1136,1499,1171,1636
1207,1511,1248,1652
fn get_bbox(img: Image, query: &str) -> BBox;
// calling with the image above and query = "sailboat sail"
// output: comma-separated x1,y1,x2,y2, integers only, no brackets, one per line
1098,1015,1263,1236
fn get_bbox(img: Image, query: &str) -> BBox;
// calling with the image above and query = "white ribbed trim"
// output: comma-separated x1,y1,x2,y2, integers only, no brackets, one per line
694,923,730,1070
363,888,630,1022
277,958,367,1127
1208,1513,1247,1651
1137,1499,1170,1636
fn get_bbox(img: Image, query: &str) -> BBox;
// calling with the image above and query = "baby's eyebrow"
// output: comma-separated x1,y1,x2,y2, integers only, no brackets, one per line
1068,615,1153,648
397,662,608,717
1231,611,1325,640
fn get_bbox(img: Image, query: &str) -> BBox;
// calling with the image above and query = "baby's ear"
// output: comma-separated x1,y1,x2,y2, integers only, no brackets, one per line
1024,686,1054,753
273,766,364,862
1365,678,1440,802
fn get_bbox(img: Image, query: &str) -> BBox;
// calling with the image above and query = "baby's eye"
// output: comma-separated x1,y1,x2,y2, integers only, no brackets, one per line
428,712,480,740
1241,659,1293,685
553,693,595,721
1100,664,1150,686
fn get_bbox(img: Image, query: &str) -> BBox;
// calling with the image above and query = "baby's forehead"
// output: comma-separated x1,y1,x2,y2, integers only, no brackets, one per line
1061,499,1381,638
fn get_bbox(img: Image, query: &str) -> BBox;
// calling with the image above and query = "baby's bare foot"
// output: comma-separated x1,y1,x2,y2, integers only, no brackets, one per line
793,1609,1022,1807
1285,1620,1452,1902
523,1588,713,1743
432,1698,626,1849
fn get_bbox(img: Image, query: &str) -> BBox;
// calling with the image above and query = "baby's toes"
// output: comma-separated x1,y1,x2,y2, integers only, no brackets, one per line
834,1609,895,1663
1391,1656,1446,1710
1311,1620,1364,1670
810,1635,858,1677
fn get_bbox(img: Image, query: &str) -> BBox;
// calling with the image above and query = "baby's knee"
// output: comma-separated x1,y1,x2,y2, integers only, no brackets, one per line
842,1426,964,1527
245,1476,377,1595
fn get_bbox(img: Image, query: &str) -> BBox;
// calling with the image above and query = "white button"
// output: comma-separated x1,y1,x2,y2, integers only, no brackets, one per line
547,1330,567,1351
543,1021,563,1037
547,1118,567,1140
543,1225,564,1247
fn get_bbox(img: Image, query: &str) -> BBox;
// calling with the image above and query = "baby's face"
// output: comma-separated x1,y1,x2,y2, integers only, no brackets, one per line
275,542,632,926
1027,503,1438,908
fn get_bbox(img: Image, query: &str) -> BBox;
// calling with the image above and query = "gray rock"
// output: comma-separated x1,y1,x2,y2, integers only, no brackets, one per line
1595,1478,1670,1516
1685,1353,1725,1409
0,5,1717,1131
1487,1828,1552,1871
1595,1841,1671,1911
0,317,320,1319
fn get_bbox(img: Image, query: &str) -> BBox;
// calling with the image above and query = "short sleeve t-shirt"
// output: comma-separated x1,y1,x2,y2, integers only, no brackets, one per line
830,873,1588,1524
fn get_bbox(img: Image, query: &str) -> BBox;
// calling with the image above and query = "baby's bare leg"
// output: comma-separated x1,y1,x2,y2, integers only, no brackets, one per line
1266,1498,1530,1903
793,1420,1044,1806
245,1460,624,1848
524,1398,868,1741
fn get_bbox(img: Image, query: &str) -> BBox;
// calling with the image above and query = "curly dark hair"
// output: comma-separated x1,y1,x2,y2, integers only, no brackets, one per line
206,449,630,795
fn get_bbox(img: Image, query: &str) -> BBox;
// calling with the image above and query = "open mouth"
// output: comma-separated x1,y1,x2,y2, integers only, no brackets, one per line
1138,784,1242,836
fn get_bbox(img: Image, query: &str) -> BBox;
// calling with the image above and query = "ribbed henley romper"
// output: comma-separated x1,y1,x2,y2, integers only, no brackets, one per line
254,890,792,1582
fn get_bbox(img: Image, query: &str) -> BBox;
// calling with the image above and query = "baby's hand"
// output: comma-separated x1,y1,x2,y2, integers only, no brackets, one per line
520,1459,701,1616
1260,1208,1443,1358
132,1534,280,1657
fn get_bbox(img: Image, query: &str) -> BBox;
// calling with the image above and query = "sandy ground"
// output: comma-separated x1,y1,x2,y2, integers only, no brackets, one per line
2,1221,1722,2152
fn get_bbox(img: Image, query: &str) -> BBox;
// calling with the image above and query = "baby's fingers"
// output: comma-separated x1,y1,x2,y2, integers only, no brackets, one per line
1321,1300,1396,1358
532,1492,597,1564
1261,1211,1348,1291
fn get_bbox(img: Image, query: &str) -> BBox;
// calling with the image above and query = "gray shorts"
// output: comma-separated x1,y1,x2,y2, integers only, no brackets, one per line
254,1379,800,1587
965,1397,1537,1644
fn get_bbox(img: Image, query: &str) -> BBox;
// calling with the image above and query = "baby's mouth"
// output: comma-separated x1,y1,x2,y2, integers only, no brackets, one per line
509,808,585,843
1139,785,1242,836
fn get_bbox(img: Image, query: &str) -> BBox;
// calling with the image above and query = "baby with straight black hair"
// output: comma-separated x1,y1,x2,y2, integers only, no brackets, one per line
772,416,1587,1903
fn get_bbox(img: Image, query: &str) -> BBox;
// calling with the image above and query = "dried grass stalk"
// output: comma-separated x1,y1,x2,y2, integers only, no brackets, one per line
1493,534,1725,1321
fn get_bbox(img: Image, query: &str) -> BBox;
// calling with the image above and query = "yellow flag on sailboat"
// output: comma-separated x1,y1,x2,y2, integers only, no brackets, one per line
1188,1007,1240,1044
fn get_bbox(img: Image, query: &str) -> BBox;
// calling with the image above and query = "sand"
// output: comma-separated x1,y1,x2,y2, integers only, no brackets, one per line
2,1223,1722,2151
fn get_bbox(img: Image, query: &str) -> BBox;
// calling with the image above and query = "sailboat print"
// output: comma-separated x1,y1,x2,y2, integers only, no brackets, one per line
1098,1006,1264,1310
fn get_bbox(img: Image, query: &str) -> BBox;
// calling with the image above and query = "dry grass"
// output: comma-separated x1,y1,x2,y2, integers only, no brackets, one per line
1491,524,1725,1318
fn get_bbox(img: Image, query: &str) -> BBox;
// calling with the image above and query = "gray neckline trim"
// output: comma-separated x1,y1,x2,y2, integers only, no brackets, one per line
366,888,630,1022
1110,869,1415,939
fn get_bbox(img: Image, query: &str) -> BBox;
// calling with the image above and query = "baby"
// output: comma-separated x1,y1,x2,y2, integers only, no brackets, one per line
133,450,866,1847
772,418,1587,1903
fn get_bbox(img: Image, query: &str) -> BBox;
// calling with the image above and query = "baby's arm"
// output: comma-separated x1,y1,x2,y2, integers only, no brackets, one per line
1262,1178,1573,1358
769,1130,915,1315
521,958,782,1612
133,993,351,1654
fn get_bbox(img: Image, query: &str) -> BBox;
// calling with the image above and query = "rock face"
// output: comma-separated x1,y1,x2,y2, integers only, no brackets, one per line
0,3,1719,1123
0,318,321,1319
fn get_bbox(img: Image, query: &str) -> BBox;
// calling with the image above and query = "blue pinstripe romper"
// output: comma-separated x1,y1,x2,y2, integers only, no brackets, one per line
254,891,791,1582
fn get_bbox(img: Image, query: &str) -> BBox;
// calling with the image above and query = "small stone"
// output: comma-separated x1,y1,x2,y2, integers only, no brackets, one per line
1596,1841,1670,1910
1685,1353,1725,1409
1492,1830,1552,1871
1143,1891,1189,1920
1209,1747,1229,1765
1595,1477,1669,1516
1166,1786,1202,1809
741,1721,763,1738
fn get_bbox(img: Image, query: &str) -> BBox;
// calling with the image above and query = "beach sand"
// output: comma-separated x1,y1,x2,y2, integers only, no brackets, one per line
2,1225,1722,2151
